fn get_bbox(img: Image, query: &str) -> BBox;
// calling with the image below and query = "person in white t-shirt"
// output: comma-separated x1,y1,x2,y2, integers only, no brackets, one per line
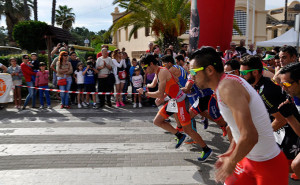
131,67,143,108
74,63,85,108
0,63,7,73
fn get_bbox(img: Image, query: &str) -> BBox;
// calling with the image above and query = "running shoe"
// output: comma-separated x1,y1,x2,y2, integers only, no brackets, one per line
116,102,120,107
120,101,125,106
220,126,227,137
139,103,142,108
164,119,171,123
291,173,300,181
65,105,71,109
60,105,64,109
202,118,209,130
82,102,88,107
47,106,52,109
78,104,82,108
185,138,197,144
175,134,186,149
198,148,213,162
39,105,44,109
133,103,137,108
93,103,97,109
176,126,184,132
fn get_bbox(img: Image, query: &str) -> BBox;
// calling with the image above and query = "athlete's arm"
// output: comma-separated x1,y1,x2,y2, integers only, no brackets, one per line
271,112,287,131
219,79,258,165
285,115,300,137
146,74,158,88
146,70,167,99
181,80,193,94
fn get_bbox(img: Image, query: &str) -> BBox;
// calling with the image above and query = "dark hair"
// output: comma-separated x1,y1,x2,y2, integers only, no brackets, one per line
161,55,175,64
39,62,46,67
132,58,137,62
22,54,29,59
70,46,75,51
164,48,173,55
191,46,224,73
279,62,300,82
240,55,263,74
76,62,83,72
280,46,298,58
178,50,186,57
69,51,76,56
225,60,240,70
272,46,280,53
241,53,250,58
140,54,158,66
175,55,185,62
275,54,279,59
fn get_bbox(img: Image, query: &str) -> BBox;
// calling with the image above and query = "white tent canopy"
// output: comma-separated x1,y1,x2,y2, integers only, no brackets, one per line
256,28,300,47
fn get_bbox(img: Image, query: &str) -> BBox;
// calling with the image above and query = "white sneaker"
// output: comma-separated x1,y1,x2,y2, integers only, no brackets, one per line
82,102,88,107
47,106,52,109
139,103,142,108
78,103,82,108
133,103,137,108
39,105,44,109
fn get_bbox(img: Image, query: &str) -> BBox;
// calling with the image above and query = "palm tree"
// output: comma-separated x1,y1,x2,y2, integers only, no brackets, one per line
33,0,37,21
23,0,29,20
0,0,31,42
51,0,56,25
55,5,75,30
110,0,190,50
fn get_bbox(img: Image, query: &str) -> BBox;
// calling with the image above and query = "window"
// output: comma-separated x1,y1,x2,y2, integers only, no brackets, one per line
118,30,121,42
233,10,247,36
125,27,129,41
134,30,138,39
273,29,278,38
145,27,150,37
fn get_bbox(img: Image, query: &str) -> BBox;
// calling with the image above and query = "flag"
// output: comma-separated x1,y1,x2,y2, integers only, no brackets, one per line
0,74,13,103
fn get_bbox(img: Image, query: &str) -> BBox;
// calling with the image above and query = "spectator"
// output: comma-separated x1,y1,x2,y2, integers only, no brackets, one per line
146,42,154,54
122,52,131,103
272,46,280,54
131,67,143,108
274,54,280,68
21,54,37,109
112,49,127,107
7,58,22,108
130,58,138,80
35,62,51,109
0,63,7,73
169,45,177,57
83,59,98,108
74,63,85,108
224,42,240,61
69,51,80,105
235,39,247,55
56,51,73,109
84,38,90,47
30,53,40,71
96,48,114,108
216,46,224,57
142,56,157,107
164,48,173,56
247,44,257,55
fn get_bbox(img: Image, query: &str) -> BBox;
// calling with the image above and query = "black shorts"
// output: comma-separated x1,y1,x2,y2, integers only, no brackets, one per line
85,84,96,92
77,84,85,90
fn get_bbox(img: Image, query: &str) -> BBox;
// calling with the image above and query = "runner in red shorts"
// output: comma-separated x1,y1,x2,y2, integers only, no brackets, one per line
190,47,289,184
137,54,213,161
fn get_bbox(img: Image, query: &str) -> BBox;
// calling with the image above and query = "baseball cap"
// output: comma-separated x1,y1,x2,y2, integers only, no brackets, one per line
263,54,275,61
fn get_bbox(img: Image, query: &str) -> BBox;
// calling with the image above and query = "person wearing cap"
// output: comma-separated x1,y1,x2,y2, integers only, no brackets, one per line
224,42,240,61
35,62,51,109
262,52,276,73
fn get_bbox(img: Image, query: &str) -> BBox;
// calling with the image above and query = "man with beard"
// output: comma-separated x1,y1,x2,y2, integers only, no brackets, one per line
189,47,288,184
279,62,300,180
240,56,300,181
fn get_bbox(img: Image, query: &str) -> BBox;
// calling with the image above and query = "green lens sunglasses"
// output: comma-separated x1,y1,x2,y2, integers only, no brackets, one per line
189,67,204,76
239,69,259,76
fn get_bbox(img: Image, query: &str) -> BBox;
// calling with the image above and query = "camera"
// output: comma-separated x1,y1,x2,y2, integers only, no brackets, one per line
87,61,94,68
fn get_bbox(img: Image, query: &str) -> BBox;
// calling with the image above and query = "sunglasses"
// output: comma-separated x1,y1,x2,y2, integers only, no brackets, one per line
143,64,148,70
189,67,204,76
239,69,259,76
24,57,29,59
62,55,68,57
280,81,295,88
225,70,235,74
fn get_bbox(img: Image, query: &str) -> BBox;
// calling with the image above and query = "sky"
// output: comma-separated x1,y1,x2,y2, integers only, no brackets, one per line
0,0,297,32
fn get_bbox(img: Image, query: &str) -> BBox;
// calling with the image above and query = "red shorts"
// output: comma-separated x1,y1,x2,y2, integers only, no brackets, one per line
158,100,191,126
225,151,289,185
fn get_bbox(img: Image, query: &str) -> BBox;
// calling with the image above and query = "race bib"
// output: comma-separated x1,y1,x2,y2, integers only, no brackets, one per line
274,128,285,145
166,99,178,113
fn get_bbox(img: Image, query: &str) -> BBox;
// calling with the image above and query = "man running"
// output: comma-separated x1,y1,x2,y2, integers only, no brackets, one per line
190,47,288,184
137,54,213,161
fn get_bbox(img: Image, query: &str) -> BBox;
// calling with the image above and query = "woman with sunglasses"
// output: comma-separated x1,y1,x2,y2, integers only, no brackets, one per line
56,51,73,109
21,54,37,110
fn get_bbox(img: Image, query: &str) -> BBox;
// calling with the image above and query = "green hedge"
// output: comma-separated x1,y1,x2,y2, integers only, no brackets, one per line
0,54,49,67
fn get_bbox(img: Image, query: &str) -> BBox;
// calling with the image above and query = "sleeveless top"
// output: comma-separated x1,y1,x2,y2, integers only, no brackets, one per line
172,65,188,87
187,74,213,98
216,74,280,162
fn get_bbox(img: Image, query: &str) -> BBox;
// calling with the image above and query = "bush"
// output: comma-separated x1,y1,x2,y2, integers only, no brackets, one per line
0,54,49,67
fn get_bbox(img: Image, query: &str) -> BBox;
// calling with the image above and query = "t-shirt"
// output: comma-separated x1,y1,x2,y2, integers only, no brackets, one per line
0,63,3,67
74,70,84,84
132,75,143,88
96,56,114,77
83,67,95,84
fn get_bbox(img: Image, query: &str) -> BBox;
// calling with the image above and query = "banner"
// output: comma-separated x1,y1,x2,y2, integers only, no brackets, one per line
189,0,236,52
0,73,13,103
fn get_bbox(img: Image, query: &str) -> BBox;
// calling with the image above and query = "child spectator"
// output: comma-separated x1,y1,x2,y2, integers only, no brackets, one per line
83,60,98,108
129,58,138,80
131,67,143,108
35,62,51,109
7,58,23,109
74,62,85,108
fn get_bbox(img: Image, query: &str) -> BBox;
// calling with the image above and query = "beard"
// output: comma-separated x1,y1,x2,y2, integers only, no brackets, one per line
246,73,256,85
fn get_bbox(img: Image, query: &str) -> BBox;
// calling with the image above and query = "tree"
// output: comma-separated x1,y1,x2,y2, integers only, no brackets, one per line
110,0,190,51
23,0,29,20
55,5,75,30
0,26,8,45
0,0,32,42
51,0,56,25
13,20,48,52
33,0,37,21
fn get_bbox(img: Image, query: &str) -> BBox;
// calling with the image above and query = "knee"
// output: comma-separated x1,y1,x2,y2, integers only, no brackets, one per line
292,158,300,172
183,125,193,134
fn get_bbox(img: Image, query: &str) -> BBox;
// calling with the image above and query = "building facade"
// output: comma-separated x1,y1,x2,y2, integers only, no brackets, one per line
111,0,267,58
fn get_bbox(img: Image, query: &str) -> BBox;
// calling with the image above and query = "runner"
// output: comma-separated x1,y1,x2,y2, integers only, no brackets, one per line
279,62,300,180
190,47,288,184
137,54,213,161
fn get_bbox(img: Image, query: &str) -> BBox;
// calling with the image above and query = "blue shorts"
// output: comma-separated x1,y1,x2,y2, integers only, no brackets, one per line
190,95,222,121
132,87,140,94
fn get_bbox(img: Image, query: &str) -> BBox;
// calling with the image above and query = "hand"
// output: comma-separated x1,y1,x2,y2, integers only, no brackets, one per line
215,157,236,183
15,72,19,76
181,87,191,94
57,43,61,48
87,65,90,69
137,88,144,95
103,61,106,66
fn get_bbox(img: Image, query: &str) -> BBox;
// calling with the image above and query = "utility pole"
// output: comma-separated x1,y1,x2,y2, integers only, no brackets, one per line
285,0,288,24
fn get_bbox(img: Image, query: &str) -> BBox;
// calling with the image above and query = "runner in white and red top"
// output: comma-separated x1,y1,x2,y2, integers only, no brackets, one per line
189,47,289,185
